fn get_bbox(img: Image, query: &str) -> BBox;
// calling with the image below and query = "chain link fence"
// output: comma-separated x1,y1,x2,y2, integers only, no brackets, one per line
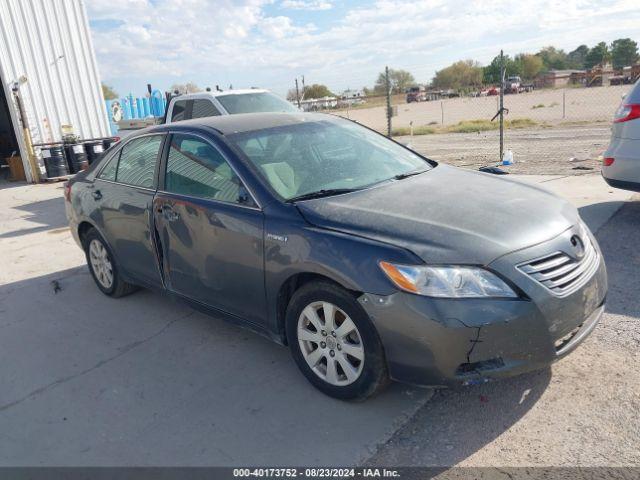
317,75,636,176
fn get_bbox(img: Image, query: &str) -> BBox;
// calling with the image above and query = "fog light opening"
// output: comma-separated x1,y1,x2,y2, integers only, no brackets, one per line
455,357,505,376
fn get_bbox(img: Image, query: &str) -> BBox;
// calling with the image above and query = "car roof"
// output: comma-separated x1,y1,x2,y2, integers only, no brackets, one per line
149,112,340,136
172,89,269,100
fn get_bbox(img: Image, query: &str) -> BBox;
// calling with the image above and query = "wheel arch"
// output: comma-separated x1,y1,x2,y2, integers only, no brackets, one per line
77,220,96,247
275,271,363,345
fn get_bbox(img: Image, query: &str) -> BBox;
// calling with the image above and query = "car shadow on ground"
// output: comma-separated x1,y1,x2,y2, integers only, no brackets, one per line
0,194,68,238
0,266,431,466
585,197,640,318
367,369,551,468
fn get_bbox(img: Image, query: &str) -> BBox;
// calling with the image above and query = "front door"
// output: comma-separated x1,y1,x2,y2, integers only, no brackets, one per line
92,134,164,288
153,133,266,325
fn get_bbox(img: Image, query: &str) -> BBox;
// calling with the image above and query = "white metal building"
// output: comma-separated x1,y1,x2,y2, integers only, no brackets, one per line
0,0,109,182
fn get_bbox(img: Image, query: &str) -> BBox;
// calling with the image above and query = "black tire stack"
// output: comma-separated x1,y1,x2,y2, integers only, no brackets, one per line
42,146,69,178
64,144,89,173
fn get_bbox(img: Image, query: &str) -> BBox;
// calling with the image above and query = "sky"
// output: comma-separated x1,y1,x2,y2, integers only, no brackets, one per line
86,0,640,98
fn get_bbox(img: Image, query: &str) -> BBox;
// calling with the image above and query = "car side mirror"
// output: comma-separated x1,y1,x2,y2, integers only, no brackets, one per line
237,186,256,207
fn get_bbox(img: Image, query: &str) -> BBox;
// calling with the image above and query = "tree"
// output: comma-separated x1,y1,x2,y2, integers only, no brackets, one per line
302,84,334,99
536,46,569,71
515,53,543,80
585,42,610,69
373,69,416,94
170,82,202,94
432,60,483,90
568,45,589,69
611,38,639,69
483,54,521,84
286,88,299,102
101,83,118,100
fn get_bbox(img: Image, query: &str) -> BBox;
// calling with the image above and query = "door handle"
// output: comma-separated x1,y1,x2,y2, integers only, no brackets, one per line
92,190,102,200
161,205,180,221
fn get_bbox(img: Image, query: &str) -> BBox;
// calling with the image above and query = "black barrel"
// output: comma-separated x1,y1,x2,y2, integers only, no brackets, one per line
64,144,89,173
84,141,105,165
102,137,116,151
42,146,69,178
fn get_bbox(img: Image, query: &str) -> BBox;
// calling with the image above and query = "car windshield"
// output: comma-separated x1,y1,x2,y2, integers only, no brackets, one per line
229,118,431,200
216,92,298,114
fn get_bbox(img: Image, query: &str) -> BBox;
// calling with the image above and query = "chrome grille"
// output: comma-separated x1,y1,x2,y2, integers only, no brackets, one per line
518,236,599,296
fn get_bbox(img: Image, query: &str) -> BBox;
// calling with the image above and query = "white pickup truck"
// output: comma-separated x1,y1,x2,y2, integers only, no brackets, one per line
165,88,297,122
116,89,297,138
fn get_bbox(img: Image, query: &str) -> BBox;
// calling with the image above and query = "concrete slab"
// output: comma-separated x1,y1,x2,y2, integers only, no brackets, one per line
0,182,430,466
0,173,634,466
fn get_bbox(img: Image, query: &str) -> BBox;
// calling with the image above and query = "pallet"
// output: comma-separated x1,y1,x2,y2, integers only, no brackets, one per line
43,174,73,183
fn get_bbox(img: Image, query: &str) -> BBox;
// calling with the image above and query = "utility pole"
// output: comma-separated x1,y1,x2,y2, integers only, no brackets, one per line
385,66,392,138
499,49,505,163
295,78,301,108
301,75,306,99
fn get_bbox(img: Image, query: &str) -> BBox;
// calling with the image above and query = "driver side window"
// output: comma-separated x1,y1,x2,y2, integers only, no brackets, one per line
165,134,251,205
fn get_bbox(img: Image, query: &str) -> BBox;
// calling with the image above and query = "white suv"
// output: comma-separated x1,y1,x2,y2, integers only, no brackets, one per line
602,79,640,192
165,89,297,123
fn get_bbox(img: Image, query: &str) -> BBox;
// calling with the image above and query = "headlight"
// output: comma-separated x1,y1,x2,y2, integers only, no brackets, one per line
379,261,518,298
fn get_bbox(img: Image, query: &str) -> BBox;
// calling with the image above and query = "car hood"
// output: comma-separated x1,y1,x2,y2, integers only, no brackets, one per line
296,165,579,265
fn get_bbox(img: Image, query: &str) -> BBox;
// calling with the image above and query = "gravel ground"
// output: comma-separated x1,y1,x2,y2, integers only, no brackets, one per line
367,196,640,468
341,85,630,132
395,124,611,176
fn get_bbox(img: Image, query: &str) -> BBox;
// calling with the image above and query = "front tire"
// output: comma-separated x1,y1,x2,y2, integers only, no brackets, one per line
83,228,138,298
285,281,389,400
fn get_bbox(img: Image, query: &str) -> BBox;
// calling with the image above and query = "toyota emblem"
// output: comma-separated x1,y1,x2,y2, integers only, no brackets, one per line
570,235,585,259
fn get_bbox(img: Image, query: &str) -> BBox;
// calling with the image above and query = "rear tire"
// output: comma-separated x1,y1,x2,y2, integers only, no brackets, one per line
83,228,138,298
286,281,389,400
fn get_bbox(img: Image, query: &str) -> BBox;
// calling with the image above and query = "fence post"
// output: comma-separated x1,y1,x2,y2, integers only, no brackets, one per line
385,66,391,137
499,49,505,163
562,90,566,119
440,101,444,125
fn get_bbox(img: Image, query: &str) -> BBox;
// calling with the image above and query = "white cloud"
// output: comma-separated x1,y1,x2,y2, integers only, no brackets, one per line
280,0,333,10
85,0,640,95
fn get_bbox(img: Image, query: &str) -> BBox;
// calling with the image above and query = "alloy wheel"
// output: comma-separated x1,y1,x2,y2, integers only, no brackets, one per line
297,301,365,386
89,239,114,289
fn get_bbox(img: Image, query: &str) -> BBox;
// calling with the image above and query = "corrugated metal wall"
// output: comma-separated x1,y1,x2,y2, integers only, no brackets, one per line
0,0,109,174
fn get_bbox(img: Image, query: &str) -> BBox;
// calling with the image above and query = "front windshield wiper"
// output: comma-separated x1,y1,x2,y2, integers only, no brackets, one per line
286,188,360,203
394,168,429,180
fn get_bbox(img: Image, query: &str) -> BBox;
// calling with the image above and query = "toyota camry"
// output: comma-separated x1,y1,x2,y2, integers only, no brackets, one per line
64,113,607,400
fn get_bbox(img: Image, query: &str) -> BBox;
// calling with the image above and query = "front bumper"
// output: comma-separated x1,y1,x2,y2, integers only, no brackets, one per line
360,227,608,387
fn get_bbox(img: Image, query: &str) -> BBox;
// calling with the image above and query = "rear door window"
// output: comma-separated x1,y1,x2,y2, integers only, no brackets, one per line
171,100,188,122
115,135,163,188
191,99,221,118
98,151,118,181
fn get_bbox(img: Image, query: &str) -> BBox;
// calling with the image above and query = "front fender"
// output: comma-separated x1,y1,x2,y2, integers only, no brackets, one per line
263,213,421,336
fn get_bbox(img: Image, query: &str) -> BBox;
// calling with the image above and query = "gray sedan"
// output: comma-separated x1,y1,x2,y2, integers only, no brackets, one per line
64,113,607,400
603,78,640,191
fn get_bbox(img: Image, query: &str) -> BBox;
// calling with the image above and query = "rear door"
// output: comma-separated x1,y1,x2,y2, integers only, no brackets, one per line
153,132,266,325
92,134,165,288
